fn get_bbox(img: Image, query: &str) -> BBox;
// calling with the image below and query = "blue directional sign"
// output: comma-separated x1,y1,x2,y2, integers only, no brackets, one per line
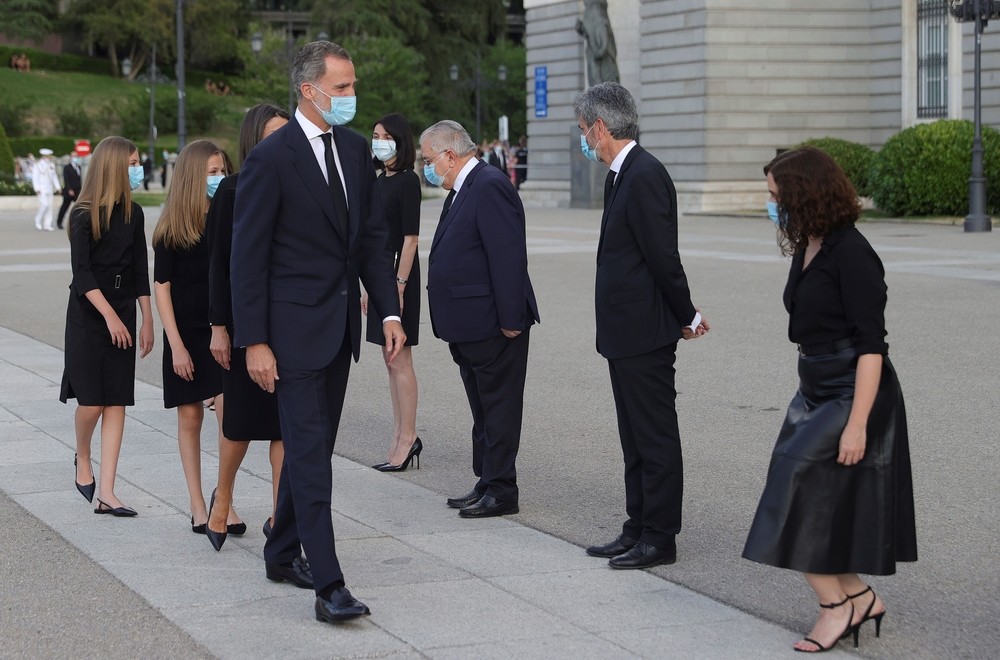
534,66,548,118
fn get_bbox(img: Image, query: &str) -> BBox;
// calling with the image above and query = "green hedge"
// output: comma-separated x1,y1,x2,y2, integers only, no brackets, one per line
0,174,34,195
870,119,1000,216
0,45,108,76
0,119,15,175
8,136,78,157
798,137,876,197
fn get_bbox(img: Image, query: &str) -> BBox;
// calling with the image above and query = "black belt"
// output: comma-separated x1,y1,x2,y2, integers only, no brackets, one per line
797,338,854,356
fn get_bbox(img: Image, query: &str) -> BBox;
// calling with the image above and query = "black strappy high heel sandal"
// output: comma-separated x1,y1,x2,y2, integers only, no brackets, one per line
794,596,854,653
847,585,886,643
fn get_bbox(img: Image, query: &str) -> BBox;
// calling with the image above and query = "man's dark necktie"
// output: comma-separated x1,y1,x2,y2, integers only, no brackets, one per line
320,132,349,240
604,170,616,206
440,189,456,223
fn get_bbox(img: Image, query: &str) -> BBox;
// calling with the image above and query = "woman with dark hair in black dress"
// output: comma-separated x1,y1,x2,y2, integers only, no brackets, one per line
363,112,423,471
204,103,290,550
743,146,917,653
62,136,154,517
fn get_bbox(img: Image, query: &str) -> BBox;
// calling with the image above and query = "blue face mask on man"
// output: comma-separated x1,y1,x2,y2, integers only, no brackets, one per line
128,165,145,191
580,123,600,162
206,175,225,199
310,85,356,126
423,152,449,188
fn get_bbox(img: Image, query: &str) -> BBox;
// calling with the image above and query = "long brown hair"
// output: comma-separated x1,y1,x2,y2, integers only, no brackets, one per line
73,136,137,240
239,103,289,167
153,140,226,250
764,146,861,256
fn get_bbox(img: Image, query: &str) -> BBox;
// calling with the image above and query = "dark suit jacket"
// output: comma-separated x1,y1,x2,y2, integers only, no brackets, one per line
62,163,82,197
428,160,539,343
486,149,508,176
230,117,399,371
596,145,696,360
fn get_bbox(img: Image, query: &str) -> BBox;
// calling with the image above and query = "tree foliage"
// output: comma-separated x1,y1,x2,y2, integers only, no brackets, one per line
0,0,57,44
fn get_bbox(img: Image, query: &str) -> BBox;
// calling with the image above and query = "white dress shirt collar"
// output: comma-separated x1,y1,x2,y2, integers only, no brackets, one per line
609,140,638,183
451,156,479,195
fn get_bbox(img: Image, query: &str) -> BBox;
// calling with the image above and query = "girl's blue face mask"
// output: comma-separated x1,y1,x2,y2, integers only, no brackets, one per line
206,175,225,199
128,165,144,191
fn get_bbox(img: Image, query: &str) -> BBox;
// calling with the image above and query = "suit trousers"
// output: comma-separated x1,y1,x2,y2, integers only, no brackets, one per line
265,334,352,594
449,330,530,504
607,343,683,548
57,194,74,228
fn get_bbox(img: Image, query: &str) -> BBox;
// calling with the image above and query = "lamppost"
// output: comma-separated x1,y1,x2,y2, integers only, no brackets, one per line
119,51,158,174
950,0,1000,232
176,0,186,150
251,23,295,116
450,52,508,144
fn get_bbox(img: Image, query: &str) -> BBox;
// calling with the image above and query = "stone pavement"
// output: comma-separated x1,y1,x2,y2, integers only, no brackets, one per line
0,327,832,659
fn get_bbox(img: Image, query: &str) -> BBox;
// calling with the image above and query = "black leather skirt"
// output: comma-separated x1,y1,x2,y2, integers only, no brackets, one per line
742,347,918,575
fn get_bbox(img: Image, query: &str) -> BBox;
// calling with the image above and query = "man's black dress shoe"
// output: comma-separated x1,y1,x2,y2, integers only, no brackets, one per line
608,541,676,569
586,534,638,558
315,587,371,623
458,494,518,518
265,555,314,589
446,489,483,509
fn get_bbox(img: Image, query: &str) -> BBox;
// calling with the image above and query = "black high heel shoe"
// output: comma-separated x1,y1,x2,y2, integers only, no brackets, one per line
794,596,854,653
847,585,886,644
74,454,95,503
376,438,422,472
205,488,227,552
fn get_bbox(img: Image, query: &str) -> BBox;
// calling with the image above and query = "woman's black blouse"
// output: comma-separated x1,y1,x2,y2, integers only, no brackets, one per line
153,223,211,328
378,168,421,251
783,225,889,355
206,173,239,328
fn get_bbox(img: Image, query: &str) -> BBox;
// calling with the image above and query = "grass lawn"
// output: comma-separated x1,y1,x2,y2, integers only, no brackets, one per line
1,67,249,155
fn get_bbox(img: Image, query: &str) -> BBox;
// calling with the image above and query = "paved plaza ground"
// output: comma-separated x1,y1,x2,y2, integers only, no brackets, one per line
1,199,997,658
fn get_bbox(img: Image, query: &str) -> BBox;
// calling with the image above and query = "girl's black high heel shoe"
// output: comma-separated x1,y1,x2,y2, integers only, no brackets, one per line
847,585,885,643
376,438,422,472
794,596,854,653
205,488,227,551
74,454,95,503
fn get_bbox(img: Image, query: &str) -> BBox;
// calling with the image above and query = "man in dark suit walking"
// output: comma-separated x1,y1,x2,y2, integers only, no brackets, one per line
420,120,539,518
231,41,405,624
575,82,709,569
56,150,83,230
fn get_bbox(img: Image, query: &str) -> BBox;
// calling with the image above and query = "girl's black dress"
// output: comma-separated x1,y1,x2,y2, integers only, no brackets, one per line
365,168,421,346
206,173,281,440
154,224,222,409
61,202,150,406
742,226,918,576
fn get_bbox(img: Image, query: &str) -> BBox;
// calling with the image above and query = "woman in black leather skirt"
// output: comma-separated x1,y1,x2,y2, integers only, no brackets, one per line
742,147,917,653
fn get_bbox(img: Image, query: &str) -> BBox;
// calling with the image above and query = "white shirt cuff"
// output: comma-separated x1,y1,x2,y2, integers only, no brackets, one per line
383,316,401,324
687,312,701,333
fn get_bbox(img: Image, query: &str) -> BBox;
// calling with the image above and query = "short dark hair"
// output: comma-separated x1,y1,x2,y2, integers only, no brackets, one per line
238,103,290,167
372,113,416,172
291,41,351,98
764,146,862,256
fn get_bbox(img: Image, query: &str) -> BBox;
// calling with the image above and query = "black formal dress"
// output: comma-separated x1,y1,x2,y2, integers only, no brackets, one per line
207,173,281,440
154,226,223,409
742,226,918,575
60,203,150,405
365,168,421,346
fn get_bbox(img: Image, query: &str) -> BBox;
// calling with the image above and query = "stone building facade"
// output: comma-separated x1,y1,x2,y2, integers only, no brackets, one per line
523,0,1000,211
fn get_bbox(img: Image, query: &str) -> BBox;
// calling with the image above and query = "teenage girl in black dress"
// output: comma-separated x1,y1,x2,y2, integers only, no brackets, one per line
153,140,242,535
61,136,154,517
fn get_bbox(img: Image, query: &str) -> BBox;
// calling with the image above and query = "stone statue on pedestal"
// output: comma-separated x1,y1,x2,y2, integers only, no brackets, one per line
575,0,619,86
